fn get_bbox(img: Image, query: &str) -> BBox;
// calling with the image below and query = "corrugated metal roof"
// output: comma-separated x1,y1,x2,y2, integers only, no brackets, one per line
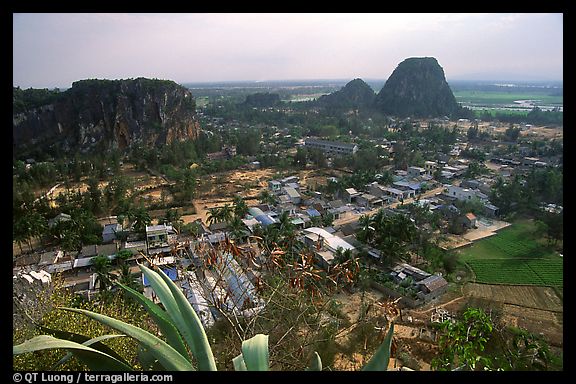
306,208,321,217
418,275,448,292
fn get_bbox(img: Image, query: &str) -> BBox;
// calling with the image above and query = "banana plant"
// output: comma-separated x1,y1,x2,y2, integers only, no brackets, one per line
14,263,395,371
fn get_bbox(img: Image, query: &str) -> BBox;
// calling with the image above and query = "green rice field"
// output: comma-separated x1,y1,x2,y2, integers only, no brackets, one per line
456,220,563,287
453,90,563,106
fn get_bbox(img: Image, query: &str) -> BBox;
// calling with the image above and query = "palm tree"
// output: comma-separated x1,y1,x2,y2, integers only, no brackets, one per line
206,207,220,227
218,204,233,224
114,250,141,292
130,206,151,235
163,208,183,233
356,214,374,244
228,216,247,242
207,204,233,226
258,189,276,206
92,255,113,293
232,196,249,219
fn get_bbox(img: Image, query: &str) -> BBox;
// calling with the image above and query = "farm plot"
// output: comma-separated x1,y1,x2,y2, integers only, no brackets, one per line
465,258,563,287
462,283,562,312
457,220,563,287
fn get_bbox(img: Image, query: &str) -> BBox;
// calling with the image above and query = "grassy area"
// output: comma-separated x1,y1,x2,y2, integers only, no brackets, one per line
453,90,563,106
455,219,563,287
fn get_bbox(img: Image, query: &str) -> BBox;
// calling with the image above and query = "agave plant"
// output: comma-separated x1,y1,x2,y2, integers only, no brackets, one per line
13,263,395,371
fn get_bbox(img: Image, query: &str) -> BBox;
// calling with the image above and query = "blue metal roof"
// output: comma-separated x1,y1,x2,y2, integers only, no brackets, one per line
143,267,178,287
255,214,275,226
306,208,321,217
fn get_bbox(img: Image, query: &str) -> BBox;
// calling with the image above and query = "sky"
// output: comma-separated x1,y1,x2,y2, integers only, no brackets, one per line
13,13,563,89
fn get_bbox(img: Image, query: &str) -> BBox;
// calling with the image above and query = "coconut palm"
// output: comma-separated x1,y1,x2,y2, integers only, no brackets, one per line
92,255,113,293
228,215,247,242
257,189,276,206
129,206,151,235
232,196,249,219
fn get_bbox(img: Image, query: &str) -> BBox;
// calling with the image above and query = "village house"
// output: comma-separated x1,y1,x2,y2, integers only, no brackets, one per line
145,224,176,255
389,263,449,304
102,223,123,243
356,193,383,209
461,212,477,229
268,180,282,193
282,186,301,204
424,161,437,176
302,227,356,268
407,166,426,179
444,185,488,202
38,249,74,274
383,186,411,202
248,207,276,227
393,180,423,196
343,187,361,204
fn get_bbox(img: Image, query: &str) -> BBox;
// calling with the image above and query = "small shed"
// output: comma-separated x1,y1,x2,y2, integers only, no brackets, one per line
462,212,477,229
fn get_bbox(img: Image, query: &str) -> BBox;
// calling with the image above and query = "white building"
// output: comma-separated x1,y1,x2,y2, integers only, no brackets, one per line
444,185,488,202
304,138,358,156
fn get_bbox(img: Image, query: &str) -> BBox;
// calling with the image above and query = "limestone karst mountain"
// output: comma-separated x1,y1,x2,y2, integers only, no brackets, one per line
316,78,376,111
374,57,461,118
13,78,201,155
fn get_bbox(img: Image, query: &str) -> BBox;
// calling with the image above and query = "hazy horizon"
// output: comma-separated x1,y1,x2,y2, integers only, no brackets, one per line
14,13,563,89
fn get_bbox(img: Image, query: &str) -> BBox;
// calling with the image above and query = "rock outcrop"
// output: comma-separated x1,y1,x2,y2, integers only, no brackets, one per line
316,78,376,111
13,78,201,155
375,57,460,118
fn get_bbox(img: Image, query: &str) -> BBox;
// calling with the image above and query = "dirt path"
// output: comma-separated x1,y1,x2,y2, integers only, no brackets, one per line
408,295,467,315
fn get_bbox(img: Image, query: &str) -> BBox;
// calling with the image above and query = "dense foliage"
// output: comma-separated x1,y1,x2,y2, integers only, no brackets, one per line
375,57,463,118
316,78,376,112
13,87,62,114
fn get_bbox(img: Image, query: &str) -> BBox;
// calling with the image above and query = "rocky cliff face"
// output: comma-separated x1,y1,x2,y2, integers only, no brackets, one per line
375,57,460,118
13,78,201,155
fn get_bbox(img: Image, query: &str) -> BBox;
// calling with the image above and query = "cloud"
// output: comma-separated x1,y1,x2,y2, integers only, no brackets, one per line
13,13,563,88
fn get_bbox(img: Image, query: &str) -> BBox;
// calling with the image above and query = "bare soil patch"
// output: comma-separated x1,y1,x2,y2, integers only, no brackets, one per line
462,283,562,311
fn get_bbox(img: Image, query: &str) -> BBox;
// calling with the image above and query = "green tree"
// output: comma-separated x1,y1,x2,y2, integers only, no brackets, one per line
464,161,489,179
232,196,249,219
92,255,114,294
504,125,521,142
228,216,247,241
258,189,277,206
356,211,416,266
86,176,103,215
293,147,308,169
176,168,197,202
129,206,151,235
432,307,494,371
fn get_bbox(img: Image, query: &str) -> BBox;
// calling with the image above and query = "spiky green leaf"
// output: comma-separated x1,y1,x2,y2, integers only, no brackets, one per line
141,264,216,371
362,322,394,371
13,335,132,371
61,307,194,371
306,351,322,371
117,282,190,361
38,325,130,365
51,334,127,369
241,334,269,371
232,354,247,371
